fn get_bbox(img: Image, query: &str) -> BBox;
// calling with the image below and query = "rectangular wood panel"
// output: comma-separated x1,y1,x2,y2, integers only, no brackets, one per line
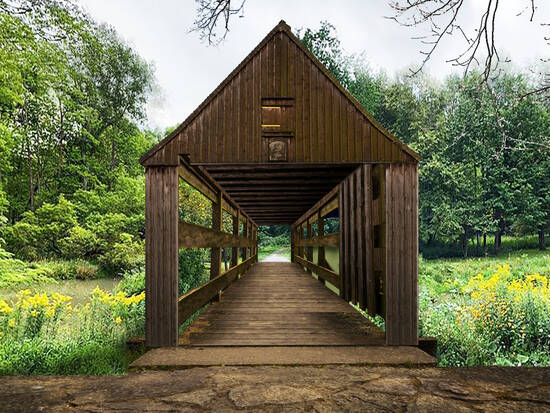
384,164,418,345
145,166,179,347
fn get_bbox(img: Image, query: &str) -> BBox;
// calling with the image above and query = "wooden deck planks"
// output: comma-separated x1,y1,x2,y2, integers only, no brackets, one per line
179,262,385,347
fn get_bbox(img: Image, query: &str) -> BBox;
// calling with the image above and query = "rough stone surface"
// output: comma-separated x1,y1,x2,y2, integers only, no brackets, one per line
1,366,549,412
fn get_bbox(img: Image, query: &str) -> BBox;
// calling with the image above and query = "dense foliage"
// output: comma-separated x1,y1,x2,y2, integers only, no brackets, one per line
300,22,550,258
0,0,157,272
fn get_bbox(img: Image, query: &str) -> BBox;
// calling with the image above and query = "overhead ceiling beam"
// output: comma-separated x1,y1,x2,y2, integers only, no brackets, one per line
208,171,351,180
222,185,334,192
200,163,361,170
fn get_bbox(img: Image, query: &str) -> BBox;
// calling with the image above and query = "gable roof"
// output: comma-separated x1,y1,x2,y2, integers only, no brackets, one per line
140,20,419,166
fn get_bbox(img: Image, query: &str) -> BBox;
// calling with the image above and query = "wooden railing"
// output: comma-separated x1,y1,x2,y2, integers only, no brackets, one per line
291,184,341,291
177,155,258,327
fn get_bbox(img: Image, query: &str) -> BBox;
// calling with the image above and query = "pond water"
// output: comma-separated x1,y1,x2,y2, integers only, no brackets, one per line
0,277,121,305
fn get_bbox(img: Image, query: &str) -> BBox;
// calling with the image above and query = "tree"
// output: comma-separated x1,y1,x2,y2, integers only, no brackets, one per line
296,21,353,90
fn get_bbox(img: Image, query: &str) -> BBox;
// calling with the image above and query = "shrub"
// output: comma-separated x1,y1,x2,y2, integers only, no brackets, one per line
59,226,100,258
178,248,208,295
97,234,144,275
116,267,145,296
2,196,78,260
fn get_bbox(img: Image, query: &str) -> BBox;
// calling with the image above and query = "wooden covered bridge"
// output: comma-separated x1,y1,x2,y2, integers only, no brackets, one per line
136,21,426,365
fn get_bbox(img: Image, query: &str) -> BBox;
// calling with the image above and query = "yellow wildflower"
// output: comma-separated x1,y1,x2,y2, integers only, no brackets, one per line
115,316,122,324
30,310,38,317
8,319,16,327
0,300,13,315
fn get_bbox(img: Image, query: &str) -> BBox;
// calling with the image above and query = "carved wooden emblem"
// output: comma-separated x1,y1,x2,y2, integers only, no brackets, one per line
268,140,287,161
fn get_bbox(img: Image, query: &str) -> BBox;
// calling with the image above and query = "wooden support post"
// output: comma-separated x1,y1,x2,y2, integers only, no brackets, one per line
254,225,258,262
145,166,179,347
243,219,249,260
231,210,240,267
210,191,222,280
338,183,345,299
296,224,304,258
290,226,295,263
384,164,418,346
317,211,326,285
306,219,313,275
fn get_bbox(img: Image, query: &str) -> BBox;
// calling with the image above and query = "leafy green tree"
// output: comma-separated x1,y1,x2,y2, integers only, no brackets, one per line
297,21,353,90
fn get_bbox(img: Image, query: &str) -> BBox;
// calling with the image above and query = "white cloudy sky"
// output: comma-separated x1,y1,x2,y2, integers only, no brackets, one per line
78,0,549,130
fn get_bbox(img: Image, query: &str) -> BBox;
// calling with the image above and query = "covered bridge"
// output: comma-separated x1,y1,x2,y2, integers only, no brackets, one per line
139,21,420,353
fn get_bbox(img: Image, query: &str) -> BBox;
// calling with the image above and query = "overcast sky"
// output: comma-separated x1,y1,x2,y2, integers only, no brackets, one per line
78,0,549,130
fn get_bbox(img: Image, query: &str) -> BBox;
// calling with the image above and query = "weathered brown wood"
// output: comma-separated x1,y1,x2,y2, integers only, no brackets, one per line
364,165,376,316
179,221,254,248
306,220,313,275
210,191,223,280
349,172,356,304
145,166,179,347
338,183,345,298
179,262,384,347
317,211,326,285
140,20,420,350
294,184,339,226
243,219,249,260
356,167,364,310
384,164,418,346
178,256,256,325
294,232,339,247
140,22,419,167
231,210,240,266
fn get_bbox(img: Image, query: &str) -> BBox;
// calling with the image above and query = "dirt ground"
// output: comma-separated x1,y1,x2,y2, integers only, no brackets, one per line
2,365,550,412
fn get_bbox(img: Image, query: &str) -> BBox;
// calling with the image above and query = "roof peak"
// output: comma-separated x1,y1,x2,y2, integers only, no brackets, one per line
276,20,291,31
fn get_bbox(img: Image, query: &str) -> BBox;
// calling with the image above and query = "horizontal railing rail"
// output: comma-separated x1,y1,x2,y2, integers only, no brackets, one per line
178,221,255,248
294,232,339,247
294,256,340,288
177,255,256,326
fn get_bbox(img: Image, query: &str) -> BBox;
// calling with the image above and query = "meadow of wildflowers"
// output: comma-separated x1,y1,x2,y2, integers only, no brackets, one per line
419,252,550,366
0,287,145,374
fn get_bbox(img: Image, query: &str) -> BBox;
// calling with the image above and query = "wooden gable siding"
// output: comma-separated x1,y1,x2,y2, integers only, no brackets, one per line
141,23,417,166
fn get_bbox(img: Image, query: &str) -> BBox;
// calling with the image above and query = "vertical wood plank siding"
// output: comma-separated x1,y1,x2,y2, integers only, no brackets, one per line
339,165,375,312
141,27,417,167
145,166,179,347
384,164,419,345
210,192,223,279
338,164,417,345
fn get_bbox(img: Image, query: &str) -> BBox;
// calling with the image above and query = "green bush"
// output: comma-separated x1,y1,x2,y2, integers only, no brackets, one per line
59,226,100,259
2,196,78,260
97,234,144,275
178,248,208,295
115,268,143,297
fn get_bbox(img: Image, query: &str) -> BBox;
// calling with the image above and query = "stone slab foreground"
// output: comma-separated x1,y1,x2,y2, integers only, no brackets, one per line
2,366,550,412
130,345,436,370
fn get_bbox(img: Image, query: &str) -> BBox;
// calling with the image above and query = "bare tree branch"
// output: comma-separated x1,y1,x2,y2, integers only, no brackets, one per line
387,0,548,95
191,0,246,45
